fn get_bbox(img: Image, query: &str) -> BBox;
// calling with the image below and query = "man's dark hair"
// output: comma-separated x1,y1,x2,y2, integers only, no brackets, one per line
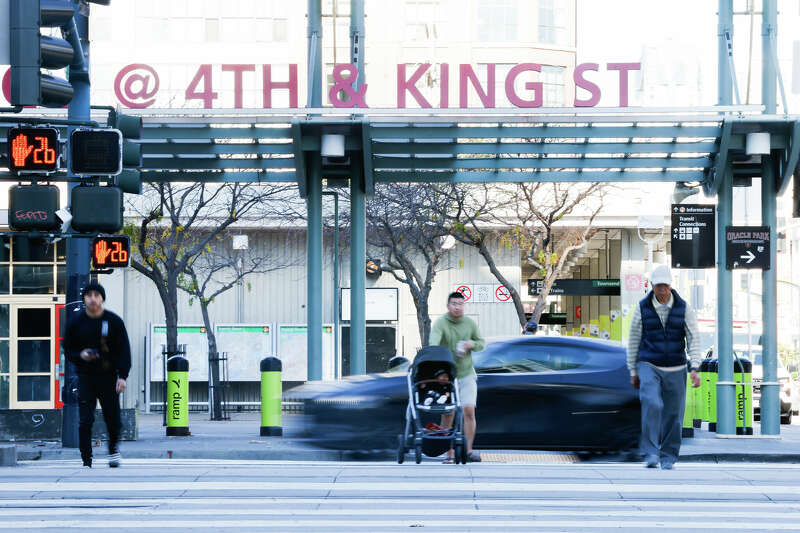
447,291,465,304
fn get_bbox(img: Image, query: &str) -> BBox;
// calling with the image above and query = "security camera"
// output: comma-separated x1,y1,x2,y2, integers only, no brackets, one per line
55,208,73,233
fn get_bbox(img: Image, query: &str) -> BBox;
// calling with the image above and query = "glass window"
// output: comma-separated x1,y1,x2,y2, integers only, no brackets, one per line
13,237,53,262
205,18,219,41
0,341,7,374
0,376,8,409
273,19,288,42
477,0,517,42
13,266,54,295
542,65,565,107
56,239,66,262
0,237,9,262
18,309,51,337
17,375,49,402
57,265,66,295
17,340,51,373
0,305,8,337
0,266,8,295
475,341,590,373
538,0,568,46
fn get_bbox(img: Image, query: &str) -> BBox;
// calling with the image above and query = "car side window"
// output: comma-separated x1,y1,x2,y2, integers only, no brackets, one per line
475,342,590,373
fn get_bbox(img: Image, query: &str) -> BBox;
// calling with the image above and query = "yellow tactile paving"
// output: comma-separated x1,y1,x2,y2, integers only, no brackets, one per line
479,452,579,464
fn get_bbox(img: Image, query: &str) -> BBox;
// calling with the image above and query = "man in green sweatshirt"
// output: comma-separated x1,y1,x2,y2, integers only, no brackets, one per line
429,291,485,463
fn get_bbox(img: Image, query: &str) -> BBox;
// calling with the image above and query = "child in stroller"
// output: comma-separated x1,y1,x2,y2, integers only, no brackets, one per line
418,368,452,406
397,346,468,464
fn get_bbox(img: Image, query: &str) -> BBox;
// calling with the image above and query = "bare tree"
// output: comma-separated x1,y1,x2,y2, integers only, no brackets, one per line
510,182,608,325
363,183,455,346
123,181,296,361
177,229,302,420
442,182,608,329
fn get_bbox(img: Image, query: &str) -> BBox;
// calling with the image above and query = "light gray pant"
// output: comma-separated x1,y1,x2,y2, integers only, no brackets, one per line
637,362,687,464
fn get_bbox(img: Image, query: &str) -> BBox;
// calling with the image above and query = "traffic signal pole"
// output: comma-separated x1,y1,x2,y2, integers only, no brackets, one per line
760,0,779,435
349,0,366,375
306,0,323,381
62,6,91,448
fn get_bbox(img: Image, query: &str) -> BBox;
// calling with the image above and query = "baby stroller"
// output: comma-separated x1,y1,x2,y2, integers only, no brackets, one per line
397,345,467,464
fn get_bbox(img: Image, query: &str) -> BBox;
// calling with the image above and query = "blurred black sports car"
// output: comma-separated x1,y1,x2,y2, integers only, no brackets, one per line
294,336,640,452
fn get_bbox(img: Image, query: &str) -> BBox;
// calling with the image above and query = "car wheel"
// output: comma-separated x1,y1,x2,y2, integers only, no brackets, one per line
397,434,405,464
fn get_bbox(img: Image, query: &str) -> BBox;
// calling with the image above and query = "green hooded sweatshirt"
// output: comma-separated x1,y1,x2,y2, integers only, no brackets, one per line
429,313,486,378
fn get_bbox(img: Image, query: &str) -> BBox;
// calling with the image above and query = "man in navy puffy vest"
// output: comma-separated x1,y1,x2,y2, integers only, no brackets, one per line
627,265,701,470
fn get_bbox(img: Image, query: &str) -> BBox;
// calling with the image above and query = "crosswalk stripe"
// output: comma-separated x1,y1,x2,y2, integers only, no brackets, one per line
2,480,799,494
0,506,798,520
2,497,799,509
2,519,800,530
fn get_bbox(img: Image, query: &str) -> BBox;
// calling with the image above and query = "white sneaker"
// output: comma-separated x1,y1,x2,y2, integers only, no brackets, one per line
108,452,121,468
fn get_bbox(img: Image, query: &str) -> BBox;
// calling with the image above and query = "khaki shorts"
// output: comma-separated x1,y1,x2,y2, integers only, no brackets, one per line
457,372,478,407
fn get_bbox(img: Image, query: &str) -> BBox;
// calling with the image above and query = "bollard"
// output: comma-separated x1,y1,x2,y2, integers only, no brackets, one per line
734,357,753,435
707,358,718,432
166,355,190,436
697,358,710,424
682,361,694,438
692,362,703,428
260,356,282,436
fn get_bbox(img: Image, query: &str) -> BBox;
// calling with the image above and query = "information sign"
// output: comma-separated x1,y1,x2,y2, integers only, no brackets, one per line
149,324,209,381
725,226,771,270
528,279,620,296
670,204,716,268
214,324,274,381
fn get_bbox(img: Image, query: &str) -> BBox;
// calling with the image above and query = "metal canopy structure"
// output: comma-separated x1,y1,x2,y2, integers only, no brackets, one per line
3,106,797,196
126,107,800,193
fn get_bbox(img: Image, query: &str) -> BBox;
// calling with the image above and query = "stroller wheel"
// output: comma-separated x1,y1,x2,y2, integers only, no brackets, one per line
454,441,463,464
414,443,422,464
396,434,405,464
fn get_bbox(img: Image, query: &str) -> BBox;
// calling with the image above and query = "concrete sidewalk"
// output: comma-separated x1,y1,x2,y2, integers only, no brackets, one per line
10,412,800,463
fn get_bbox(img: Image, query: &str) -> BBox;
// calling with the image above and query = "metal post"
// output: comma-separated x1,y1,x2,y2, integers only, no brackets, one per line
305,0,323,381
716,0,735,435
307,0,322,108
349,157,366,375
62,6,91,448
323,192,340,378
350,0,365,92
348,0,367,375
307,157,323,381
760,0,779,434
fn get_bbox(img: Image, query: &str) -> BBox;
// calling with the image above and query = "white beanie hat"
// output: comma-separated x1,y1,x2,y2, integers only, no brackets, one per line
649,264,672,286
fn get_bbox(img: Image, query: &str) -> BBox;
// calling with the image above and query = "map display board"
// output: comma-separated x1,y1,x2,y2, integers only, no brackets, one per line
277,324,335,381
149,324,210,381
214,324,275,381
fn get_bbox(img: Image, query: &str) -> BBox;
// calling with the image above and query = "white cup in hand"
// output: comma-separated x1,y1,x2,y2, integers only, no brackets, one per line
456,341,467,357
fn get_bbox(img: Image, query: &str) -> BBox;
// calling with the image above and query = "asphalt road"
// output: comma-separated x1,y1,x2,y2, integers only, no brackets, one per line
3,459,800,531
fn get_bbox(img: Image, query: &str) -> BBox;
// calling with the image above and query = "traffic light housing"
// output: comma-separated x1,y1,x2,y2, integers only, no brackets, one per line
7,127,60,174
10,0,76,107
71,186,124,233
109,111,143,194
91,235,130,269
8,184,61,231
69,129,122,175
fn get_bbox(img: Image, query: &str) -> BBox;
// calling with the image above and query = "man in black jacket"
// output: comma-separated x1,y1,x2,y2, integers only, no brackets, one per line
64,282,131,468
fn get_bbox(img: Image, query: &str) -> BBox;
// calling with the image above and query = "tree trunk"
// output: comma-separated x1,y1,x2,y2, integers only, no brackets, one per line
200,301,224,420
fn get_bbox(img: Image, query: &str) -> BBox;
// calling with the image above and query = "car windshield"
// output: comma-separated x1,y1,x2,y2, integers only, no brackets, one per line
473,340,590,373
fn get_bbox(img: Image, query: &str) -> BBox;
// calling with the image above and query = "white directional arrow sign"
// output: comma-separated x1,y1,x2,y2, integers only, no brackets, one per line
740,250,756,263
